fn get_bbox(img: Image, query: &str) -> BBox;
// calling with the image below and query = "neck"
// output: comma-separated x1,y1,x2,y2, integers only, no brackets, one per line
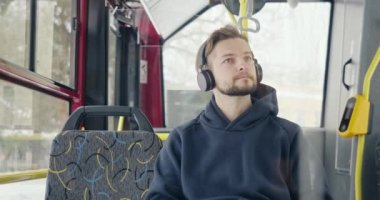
213,91,252,122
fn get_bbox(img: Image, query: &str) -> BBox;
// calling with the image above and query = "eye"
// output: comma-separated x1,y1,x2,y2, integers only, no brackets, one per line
244,56,253,62
222,58,233,64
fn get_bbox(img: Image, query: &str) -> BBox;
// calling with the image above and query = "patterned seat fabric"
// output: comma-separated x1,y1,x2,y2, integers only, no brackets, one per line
45,130,162,200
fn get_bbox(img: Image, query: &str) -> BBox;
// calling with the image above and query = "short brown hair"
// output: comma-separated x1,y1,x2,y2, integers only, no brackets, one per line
195,25,247,72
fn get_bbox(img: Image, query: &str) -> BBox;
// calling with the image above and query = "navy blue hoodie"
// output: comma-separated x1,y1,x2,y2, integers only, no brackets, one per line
147,85,332,200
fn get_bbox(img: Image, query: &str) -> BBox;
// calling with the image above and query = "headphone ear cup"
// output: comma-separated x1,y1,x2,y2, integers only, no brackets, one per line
197,70,215,91
255,62,263,83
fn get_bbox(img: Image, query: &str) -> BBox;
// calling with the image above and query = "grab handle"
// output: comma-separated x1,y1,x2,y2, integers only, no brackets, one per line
63,106,153,132
342,58,353,90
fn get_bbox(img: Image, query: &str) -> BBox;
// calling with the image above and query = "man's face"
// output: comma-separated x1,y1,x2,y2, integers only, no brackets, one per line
208,38,257,96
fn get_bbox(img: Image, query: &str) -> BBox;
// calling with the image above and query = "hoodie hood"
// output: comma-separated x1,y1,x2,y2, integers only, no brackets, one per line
200,84,278,131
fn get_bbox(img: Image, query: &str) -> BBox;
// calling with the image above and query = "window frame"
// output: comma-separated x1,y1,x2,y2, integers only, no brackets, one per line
0,0,87,112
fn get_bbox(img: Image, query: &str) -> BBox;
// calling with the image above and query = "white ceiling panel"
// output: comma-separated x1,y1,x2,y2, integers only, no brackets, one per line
140,0,209,38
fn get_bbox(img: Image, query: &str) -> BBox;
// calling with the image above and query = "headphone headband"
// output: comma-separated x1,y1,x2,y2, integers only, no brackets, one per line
199,42,207,69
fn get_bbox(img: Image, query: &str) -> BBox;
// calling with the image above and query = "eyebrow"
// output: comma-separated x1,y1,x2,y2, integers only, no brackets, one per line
221,51,253,58
221,53,235,58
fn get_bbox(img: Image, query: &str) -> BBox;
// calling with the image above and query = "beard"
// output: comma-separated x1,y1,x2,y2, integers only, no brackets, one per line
216,77,257,96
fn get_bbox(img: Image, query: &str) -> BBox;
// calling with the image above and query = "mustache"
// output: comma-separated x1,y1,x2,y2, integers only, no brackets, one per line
233,73,255,81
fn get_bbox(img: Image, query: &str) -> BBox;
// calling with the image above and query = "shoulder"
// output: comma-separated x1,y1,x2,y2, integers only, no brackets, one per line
171,116,201,137
166,116,201,143
271,117,302,143
276,117,301,133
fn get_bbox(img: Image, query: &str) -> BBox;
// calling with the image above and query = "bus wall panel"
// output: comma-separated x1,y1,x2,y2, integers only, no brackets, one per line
358,0,380,198
324,0,366,199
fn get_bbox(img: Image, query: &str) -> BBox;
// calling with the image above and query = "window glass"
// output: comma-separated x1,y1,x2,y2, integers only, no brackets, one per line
0,79,69,173
0,0,29,68
163,3,330,128
107,23,117,129
108,26,116,106
36,0,73,86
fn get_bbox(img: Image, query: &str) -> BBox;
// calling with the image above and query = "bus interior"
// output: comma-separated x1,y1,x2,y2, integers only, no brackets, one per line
0,0,379,199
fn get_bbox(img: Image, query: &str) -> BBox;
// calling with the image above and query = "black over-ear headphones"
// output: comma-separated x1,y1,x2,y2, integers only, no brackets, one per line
197,42,263,91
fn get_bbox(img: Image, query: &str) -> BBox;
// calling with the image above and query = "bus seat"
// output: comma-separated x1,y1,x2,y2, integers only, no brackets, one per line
302,127,325,163
45,106,162,200
300,127,328,199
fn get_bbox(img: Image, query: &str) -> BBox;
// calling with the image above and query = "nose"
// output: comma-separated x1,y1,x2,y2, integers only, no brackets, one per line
237,60,250,72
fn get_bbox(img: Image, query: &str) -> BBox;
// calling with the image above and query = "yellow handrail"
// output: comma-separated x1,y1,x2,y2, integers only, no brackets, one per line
239,0,248,38
363,46,380,100
224,4,238,29
156,132,169,141
0,169,48,184
117,116,125,131
355,46,380,200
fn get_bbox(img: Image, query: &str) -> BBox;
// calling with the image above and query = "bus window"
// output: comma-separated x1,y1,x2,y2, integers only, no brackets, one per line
163,2,331,128
35,0,74,87
0,79,69,173
0,0,30,68
0,0,75,87
108,20,117,107
107,18,117,129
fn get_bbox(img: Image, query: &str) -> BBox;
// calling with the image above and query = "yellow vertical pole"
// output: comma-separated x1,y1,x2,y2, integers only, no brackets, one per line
239,0,248,39
117,116,125,131
355,46,380,200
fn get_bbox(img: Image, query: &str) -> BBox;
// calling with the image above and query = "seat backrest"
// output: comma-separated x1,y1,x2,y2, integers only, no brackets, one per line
45,130,162,199
45,106,162,200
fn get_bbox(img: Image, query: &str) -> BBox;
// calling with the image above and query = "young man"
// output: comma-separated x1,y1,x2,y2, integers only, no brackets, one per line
147,25,332,200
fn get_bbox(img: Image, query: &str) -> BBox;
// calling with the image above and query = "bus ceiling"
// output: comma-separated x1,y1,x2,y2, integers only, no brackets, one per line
107,0,332,40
